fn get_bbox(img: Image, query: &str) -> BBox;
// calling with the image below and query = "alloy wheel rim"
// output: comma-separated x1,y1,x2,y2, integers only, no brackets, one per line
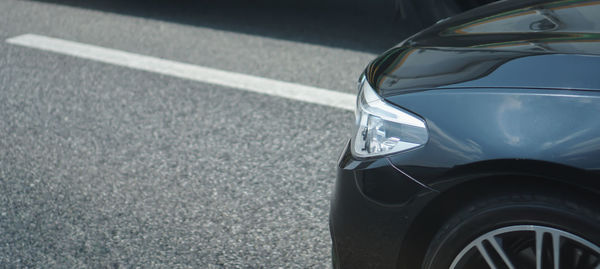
450,225,600,269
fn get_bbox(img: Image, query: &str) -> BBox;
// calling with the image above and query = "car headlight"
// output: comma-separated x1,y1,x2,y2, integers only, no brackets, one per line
351,75,428,158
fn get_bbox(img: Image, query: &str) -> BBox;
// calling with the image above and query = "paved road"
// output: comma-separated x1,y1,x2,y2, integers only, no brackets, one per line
0,0,410,267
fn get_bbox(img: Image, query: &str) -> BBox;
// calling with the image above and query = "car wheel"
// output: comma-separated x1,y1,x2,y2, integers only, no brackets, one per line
422,192,600,269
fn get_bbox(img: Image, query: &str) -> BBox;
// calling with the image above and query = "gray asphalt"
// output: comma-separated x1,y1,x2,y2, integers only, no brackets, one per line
0,0,410,267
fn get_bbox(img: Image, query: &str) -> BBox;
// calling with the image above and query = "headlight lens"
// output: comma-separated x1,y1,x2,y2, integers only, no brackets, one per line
351,76,428,158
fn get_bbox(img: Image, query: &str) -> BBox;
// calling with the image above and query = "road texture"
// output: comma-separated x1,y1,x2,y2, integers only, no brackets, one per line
0,0,411,267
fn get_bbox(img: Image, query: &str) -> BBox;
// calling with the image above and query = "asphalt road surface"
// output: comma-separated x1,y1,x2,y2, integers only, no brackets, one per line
0,0,410,267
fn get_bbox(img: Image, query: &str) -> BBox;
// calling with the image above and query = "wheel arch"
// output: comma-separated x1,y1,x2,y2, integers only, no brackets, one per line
396,159,600,269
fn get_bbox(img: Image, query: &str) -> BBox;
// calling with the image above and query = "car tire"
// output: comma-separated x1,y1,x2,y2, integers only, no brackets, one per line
422,191,600,269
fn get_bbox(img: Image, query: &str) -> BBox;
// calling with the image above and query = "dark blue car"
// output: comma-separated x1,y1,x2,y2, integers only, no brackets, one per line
330,0,600,268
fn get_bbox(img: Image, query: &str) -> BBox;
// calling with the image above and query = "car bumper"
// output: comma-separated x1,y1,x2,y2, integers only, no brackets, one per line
330,140,436,269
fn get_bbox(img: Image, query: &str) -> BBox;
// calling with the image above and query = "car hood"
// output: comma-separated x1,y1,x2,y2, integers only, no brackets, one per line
367,0,600,97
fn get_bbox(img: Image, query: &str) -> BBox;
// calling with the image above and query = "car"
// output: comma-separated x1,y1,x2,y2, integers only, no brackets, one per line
329,0,600,268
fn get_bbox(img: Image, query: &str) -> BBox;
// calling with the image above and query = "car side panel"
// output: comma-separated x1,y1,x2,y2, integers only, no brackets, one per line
385,88,600,187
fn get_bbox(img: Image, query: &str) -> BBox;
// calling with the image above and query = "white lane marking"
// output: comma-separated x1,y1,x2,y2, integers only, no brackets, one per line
6,34,355,111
